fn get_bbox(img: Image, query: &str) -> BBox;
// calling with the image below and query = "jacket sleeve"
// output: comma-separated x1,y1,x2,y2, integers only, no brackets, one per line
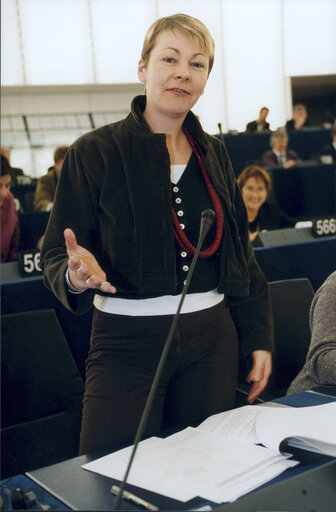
306,274,336,386
40,146,98,314
219,144,275,357
262,150,277,168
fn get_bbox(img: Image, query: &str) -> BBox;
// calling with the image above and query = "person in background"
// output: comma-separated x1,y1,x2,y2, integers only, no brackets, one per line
0,148,25,180
287,270,336,394
262,129,299,168
237,165,295,245
320,127,336,164
245,107,270,133
1,155,20,262
285,103,310,131
40,13,274,456
34,145,69,211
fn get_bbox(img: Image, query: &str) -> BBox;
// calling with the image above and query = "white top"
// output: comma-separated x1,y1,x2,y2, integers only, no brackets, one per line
170,164,187,184
94,289,224,316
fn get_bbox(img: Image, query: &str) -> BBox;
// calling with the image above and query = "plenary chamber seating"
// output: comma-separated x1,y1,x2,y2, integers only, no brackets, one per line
1,309,85,478
236,278,314,405
216,127,333,177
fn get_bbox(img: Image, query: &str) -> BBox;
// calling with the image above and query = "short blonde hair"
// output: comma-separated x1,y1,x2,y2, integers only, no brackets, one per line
141,13,215,75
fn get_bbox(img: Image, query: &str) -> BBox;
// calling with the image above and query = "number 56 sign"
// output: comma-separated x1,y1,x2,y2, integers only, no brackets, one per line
18,249,42,277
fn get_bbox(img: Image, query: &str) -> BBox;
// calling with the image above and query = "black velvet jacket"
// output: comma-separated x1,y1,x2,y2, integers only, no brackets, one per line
41,96,274,356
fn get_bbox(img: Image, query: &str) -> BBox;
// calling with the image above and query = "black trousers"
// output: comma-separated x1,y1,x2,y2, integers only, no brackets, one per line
79,300,239,455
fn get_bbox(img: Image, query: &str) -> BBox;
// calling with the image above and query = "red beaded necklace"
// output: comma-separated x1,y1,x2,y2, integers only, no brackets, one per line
172,130,224,258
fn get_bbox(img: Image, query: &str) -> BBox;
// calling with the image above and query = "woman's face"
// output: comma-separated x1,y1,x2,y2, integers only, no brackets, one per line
0,174,11,207
241,176,268,213
138,29,209,123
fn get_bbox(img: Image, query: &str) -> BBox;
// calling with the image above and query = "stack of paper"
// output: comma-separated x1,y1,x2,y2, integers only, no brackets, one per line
82,402,336,504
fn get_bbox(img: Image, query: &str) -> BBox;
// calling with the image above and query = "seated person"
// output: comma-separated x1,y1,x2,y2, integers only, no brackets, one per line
1,148,25,180
1,155,19,262
245,107,270,133
287,270,336,394
237,164,295,244
34,145,69,211
320,127,336,164
262,129,299,168
285,103,310,131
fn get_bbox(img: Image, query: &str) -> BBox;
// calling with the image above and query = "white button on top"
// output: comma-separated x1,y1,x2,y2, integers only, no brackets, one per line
180,223,185,230
181,251,187,257
177,210,184,217
182,265,189,272
173,186,179,193
175,197,182,204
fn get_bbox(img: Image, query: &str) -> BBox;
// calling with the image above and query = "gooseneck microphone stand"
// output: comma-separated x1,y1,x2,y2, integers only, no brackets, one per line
113,209,216,511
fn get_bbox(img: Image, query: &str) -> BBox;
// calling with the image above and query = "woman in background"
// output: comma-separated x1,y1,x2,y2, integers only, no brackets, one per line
1,155,19,262
237,165,295,245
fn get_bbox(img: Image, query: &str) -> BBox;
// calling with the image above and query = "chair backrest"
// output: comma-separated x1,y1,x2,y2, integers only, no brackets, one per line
236,278,314,404
266,278,314,395
1,309,84,477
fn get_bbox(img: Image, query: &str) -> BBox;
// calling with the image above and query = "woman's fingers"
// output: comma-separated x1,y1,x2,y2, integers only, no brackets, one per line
246,350,272,404
64,228,78,255
64,228,116,294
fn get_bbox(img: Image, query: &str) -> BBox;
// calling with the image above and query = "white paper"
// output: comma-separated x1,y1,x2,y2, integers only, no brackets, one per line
83,427,288,503
255,402,336,455
82,401,336,504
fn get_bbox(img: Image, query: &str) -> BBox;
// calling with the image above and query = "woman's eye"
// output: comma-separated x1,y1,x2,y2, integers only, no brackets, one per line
192,62,205,68
163,57,176,63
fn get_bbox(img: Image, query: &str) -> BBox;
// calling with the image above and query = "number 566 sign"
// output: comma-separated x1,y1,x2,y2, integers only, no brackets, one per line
18,249,42,277
312,217,336,237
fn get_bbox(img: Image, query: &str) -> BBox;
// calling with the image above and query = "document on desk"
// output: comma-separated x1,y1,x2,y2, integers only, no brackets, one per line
82,402,336,503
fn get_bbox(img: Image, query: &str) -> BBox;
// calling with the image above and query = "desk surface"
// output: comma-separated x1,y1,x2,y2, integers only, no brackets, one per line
26,390,336,512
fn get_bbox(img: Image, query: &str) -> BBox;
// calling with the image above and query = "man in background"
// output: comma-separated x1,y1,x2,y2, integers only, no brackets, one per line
34,145,69,211
262,129,299,168
245,107,270,133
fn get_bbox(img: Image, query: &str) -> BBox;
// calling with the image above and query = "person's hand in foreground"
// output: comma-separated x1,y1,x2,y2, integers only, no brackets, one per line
64,228,116,294
246,350,272,403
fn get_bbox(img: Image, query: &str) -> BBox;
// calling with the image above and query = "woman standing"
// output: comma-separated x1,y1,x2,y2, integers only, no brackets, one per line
41,14,274,455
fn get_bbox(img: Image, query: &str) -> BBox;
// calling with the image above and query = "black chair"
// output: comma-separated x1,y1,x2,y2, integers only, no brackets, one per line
236,278,314,405
18,211,50,251
1,309,85,478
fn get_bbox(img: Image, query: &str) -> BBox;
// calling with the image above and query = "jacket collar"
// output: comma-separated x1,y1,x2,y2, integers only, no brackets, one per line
129,95,210,154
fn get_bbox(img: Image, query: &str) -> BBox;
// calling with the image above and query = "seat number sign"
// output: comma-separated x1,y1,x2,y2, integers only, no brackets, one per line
312,216,336,237
18,249,42,276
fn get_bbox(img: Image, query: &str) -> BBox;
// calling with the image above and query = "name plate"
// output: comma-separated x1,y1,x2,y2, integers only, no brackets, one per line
312,216,336,238
15,175,33,186
18,249,42,277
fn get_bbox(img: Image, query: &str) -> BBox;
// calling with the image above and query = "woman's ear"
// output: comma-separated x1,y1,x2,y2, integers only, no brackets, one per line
138,60,146,83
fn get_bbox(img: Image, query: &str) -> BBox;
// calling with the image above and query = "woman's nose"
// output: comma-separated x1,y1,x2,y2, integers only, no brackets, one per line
175,65,190,81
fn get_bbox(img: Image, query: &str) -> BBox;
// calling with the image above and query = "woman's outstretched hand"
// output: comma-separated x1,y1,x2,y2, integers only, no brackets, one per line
64,228,116,294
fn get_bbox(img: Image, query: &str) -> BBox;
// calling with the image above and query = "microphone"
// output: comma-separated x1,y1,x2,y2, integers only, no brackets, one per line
112,209,216,510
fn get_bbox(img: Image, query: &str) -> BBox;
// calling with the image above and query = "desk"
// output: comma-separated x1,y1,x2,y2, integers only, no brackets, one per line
21,389,336,512
254,236,336,291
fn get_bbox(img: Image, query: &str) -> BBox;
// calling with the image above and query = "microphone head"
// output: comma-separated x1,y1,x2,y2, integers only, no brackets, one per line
201,209,216,225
